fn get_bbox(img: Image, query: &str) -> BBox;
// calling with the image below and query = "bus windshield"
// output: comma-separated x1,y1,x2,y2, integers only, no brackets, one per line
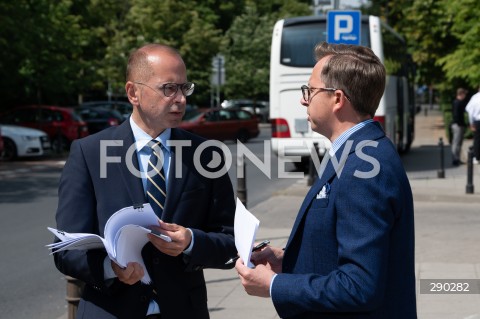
280,21,371,67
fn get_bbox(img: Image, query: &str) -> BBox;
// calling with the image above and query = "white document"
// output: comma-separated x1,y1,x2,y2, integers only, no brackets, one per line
234,198,260,268
47,203,171,284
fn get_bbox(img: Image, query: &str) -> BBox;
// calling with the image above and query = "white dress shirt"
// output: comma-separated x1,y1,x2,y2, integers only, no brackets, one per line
466,92,480,125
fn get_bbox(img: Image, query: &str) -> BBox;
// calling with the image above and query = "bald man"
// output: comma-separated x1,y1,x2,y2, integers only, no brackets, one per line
53,44,236,319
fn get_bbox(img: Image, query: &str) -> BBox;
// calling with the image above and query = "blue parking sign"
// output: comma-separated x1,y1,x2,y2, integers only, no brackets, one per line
327,10,361,45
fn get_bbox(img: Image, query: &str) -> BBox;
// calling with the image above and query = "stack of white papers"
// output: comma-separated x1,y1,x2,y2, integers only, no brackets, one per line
234,198,260,268
47,203,171,284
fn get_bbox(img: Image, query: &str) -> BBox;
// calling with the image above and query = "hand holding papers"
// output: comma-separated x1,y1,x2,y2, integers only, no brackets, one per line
47,203,171,284
232,198,261,268
225,240,270,265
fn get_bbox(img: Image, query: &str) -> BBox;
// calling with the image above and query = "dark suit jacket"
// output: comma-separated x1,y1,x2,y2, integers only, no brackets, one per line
271,122,417,318
53,119,236,319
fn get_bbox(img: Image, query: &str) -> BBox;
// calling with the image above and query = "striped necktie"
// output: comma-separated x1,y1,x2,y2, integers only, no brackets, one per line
146,140,167,217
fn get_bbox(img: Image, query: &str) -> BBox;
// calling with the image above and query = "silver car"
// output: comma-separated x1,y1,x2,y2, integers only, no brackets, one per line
0,124,51,160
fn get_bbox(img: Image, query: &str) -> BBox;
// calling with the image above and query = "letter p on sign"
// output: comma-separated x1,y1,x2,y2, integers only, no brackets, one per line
334,15,353,41
327,10,361,45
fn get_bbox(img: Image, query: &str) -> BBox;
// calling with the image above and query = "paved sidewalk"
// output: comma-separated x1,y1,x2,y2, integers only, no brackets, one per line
205,108,480,319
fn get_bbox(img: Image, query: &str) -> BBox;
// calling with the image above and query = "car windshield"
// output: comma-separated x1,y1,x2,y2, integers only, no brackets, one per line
71,110,84,121
183,109,203,122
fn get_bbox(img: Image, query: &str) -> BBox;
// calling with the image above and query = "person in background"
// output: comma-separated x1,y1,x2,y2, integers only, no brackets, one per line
466,85,480,164
451,87,468,166
235,42,417,319
53,43,236,319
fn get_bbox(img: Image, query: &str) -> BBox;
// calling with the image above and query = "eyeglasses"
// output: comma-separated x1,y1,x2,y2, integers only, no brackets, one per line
134,81,195,97
301,85,351,102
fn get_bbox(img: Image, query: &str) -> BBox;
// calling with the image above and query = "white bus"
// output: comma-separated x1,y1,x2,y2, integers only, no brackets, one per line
270,15,416,168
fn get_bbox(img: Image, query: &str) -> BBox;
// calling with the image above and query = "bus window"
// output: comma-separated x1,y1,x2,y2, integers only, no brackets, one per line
280,21,371,67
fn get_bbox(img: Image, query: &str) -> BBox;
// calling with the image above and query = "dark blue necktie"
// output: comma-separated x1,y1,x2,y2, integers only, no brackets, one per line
146,140,167,217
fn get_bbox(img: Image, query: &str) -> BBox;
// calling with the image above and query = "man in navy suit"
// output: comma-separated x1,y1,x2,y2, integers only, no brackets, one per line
236,42,417,318
53,44,236,319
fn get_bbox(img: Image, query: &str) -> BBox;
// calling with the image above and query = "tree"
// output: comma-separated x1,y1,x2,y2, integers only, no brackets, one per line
95,0,226,105
221,1,310,103
437,0,480,87
365,0,480,102
0,0,90,107
221,6,272,102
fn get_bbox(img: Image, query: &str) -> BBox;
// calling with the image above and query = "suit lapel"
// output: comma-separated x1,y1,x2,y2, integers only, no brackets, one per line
284,155,336,250
113,119,146,206
162,128,190,221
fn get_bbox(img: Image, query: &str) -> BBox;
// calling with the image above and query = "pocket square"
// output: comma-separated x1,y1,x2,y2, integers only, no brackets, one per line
316,183,331,199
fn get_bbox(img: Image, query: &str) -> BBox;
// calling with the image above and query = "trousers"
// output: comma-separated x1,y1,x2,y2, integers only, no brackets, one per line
451,123,465,162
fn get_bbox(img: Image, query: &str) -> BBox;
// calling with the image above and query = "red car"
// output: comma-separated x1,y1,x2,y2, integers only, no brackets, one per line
0,105,89,152
179,108,259,143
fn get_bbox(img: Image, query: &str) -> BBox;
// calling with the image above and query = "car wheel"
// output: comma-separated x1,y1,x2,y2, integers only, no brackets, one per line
236,129,250,143
0,138,17,161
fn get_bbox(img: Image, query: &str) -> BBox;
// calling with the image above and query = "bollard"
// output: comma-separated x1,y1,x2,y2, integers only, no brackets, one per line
66,276,84,319
237,154,247,207
437,137,445,178
466,146,475,194
307,143,319,186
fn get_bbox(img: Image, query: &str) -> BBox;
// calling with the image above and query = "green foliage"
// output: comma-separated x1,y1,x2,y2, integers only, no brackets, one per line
437,0,480,86
221,6,272,101
0,0,91,106
368,0,480,104
1,0,479,112
221,1,310,102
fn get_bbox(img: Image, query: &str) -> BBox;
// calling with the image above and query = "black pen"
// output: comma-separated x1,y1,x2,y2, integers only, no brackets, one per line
225,240,270,265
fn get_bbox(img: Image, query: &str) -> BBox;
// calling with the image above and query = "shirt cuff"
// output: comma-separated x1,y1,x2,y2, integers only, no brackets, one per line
269,273,278,297
183,228,194,255
103,256,117,280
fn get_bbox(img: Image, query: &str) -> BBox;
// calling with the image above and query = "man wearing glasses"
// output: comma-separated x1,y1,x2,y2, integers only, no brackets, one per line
236,42,416,318
53,44,236,319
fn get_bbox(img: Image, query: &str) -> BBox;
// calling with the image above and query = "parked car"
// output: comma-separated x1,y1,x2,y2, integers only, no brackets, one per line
221,99,270,123
0,105,88,152
80,100,133,119
0,124,51,160
75,106,124,134
179,108,260,143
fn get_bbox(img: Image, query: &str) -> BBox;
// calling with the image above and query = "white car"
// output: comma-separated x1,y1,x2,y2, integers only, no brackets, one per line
0,124,51,160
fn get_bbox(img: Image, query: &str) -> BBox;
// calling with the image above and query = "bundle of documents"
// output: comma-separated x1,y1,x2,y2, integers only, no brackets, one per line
47,203,171,284
234,198,260,268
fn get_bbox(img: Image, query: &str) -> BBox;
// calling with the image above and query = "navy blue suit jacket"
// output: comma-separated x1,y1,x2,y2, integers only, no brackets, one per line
272,122,417,318
53,119,236,319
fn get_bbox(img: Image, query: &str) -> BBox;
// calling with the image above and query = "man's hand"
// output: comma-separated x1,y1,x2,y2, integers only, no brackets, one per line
148,220,192,256
235,258,275,298
111,261,144,285
251,246,284,273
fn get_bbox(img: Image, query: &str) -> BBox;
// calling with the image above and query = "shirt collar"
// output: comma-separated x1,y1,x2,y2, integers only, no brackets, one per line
329,119,374,156
129,116,171,153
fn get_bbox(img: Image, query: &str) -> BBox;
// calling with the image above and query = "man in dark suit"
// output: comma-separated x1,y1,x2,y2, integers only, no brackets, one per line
53,44,236,319
236,42,417,318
